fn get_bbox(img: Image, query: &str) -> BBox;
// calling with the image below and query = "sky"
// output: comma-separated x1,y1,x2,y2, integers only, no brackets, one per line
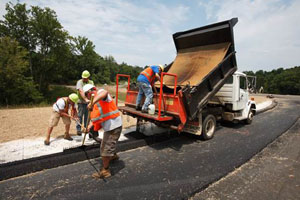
1,0,300,72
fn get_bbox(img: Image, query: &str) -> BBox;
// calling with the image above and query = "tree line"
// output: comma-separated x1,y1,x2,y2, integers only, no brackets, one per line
1,3,299,106
0,2,142,105
243,66,300,95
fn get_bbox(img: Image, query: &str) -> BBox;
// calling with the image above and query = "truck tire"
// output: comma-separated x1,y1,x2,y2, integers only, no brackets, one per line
201,114,216,140
245,110,254,124
136,118,142,133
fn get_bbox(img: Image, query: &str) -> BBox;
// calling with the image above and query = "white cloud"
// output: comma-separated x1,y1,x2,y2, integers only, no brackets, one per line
3,0,297,71
3,0,188,67
198,0,300,71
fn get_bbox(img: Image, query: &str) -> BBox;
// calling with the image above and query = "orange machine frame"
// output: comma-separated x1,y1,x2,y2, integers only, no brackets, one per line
116,73,188,132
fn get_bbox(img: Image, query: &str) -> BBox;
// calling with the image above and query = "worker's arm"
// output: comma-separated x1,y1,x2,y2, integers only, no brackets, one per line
87,90,108,110
78,89,90,103
59,110,71,118
82,123,94,133
155,74,161,82
70,105,78,119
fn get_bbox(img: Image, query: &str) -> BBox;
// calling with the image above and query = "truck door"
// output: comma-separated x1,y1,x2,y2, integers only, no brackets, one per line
236,75,248,110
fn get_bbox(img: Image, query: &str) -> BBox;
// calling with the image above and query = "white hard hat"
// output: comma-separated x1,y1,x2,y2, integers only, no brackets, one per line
83,84,94,93
158,64,164,71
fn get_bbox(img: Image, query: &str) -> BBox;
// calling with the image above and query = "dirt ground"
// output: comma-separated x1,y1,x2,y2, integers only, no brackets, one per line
0,94,268,143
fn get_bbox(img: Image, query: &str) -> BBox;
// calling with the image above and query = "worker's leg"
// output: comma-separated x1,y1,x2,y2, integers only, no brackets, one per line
62,116,73,141
45,111,60,145
136,82,144,110
102,156,110,169
93,126,122,178
82,104,89,128
76,103,84,134
44,127,53,145
142,83,153,112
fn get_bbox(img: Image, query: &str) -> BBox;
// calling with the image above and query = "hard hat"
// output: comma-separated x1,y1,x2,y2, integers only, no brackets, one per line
83,84,94,93
81,70,90,78
158,64,164,71
69,93,79,104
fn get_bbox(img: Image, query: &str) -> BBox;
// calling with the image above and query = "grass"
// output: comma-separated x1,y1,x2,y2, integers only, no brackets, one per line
45,85,76,104
0,85,76,109
109,90,127,102
0,84,127,109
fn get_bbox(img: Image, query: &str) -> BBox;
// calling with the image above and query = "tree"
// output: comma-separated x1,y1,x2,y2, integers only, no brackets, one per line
71,36,100,81
30,5,69,94
0,2,36,76
0,37,42,105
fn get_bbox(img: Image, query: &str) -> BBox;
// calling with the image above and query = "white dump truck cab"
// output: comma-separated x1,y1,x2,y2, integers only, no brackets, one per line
211,72,256,124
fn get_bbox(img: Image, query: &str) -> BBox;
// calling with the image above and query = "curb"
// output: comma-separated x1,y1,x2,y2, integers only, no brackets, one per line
0,132,177,181
256,99,277,114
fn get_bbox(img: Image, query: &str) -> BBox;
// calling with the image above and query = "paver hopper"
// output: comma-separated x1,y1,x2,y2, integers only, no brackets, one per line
116,18,238,133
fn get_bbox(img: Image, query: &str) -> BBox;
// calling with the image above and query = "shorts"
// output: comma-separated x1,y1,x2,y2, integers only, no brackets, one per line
100,126,122,157
49,110,71,127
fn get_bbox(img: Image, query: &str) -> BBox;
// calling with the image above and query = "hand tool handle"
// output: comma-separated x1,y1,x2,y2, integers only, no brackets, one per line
82,94,94,145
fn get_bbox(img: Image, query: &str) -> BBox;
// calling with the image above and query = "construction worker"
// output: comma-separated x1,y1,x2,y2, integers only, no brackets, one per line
44,93,79,145
82,84,122,179
76,70,94,135
136,64,164,112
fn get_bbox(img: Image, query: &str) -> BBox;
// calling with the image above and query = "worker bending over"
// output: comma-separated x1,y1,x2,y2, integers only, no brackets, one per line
44,93,79,145
136,65,164,113
83,84,122,179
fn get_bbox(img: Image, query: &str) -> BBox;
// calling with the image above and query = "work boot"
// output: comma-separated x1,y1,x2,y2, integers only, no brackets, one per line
76,130,82,136
92,168,111,179
44,140,50,145
64,133,73,141
141,109,148,113
136,105,142,111
110,153,119,162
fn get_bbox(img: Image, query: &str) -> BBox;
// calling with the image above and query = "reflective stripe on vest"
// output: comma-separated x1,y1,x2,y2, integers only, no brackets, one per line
141,67,155,84
91,102,120,122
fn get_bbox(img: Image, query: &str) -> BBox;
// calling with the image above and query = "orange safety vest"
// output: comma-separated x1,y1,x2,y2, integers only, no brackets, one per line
90,94,120,131
140,67,155,85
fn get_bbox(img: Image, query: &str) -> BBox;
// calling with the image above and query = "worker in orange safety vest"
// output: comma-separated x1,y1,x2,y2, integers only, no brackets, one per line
82,84,122,179
136,64,164,113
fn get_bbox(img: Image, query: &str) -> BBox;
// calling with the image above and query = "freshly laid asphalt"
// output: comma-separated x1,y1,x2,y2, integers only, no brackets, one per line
192,118,300,200
0,95,299,199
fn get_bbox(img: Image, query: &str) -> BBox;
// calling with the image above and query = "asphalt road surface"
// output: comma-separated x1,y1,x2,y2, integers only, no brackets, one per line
0,96,299,200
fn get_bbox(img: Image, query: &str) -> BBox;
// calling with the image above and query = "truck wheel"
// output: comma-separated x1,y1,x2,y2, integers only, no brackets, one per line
245,110,254,124
202,114,216,140
136,118,142,133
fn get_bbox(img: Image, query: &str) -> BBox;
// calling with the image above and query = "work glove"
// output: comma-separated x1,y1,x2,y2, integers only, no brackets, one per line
81,127,89,133
88,102,93,111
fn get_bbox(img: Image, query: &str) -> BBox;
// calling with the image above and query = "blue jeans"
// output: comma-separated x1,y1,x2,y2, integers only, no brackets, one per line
136,82,153,111
76,103,89,132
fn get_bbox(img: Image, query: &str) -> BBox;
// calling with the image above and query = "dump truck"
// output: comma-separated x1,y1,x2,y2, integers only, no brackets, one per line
116,18,256,140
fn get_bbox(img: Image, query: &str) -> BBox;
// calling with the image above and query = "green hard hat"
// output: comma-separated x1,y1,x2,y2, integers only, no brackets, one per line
69,93,79,104
82,70,90,78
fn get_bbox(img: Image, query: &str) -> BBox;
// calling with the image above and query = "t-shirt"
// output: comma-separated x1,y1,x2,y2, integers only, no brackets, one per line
137,65,159,85
76,79,94,104
53,98,71,112
97,89,122,132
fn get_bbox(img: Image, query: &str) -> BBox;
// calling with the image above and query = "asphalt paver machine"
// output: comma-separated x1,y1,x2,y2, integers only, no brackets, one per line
116,18,241,139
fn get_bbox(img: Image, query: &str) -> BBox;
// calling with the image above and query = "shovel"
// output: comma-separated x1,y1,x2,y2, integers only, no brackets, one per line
82,94,95,146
